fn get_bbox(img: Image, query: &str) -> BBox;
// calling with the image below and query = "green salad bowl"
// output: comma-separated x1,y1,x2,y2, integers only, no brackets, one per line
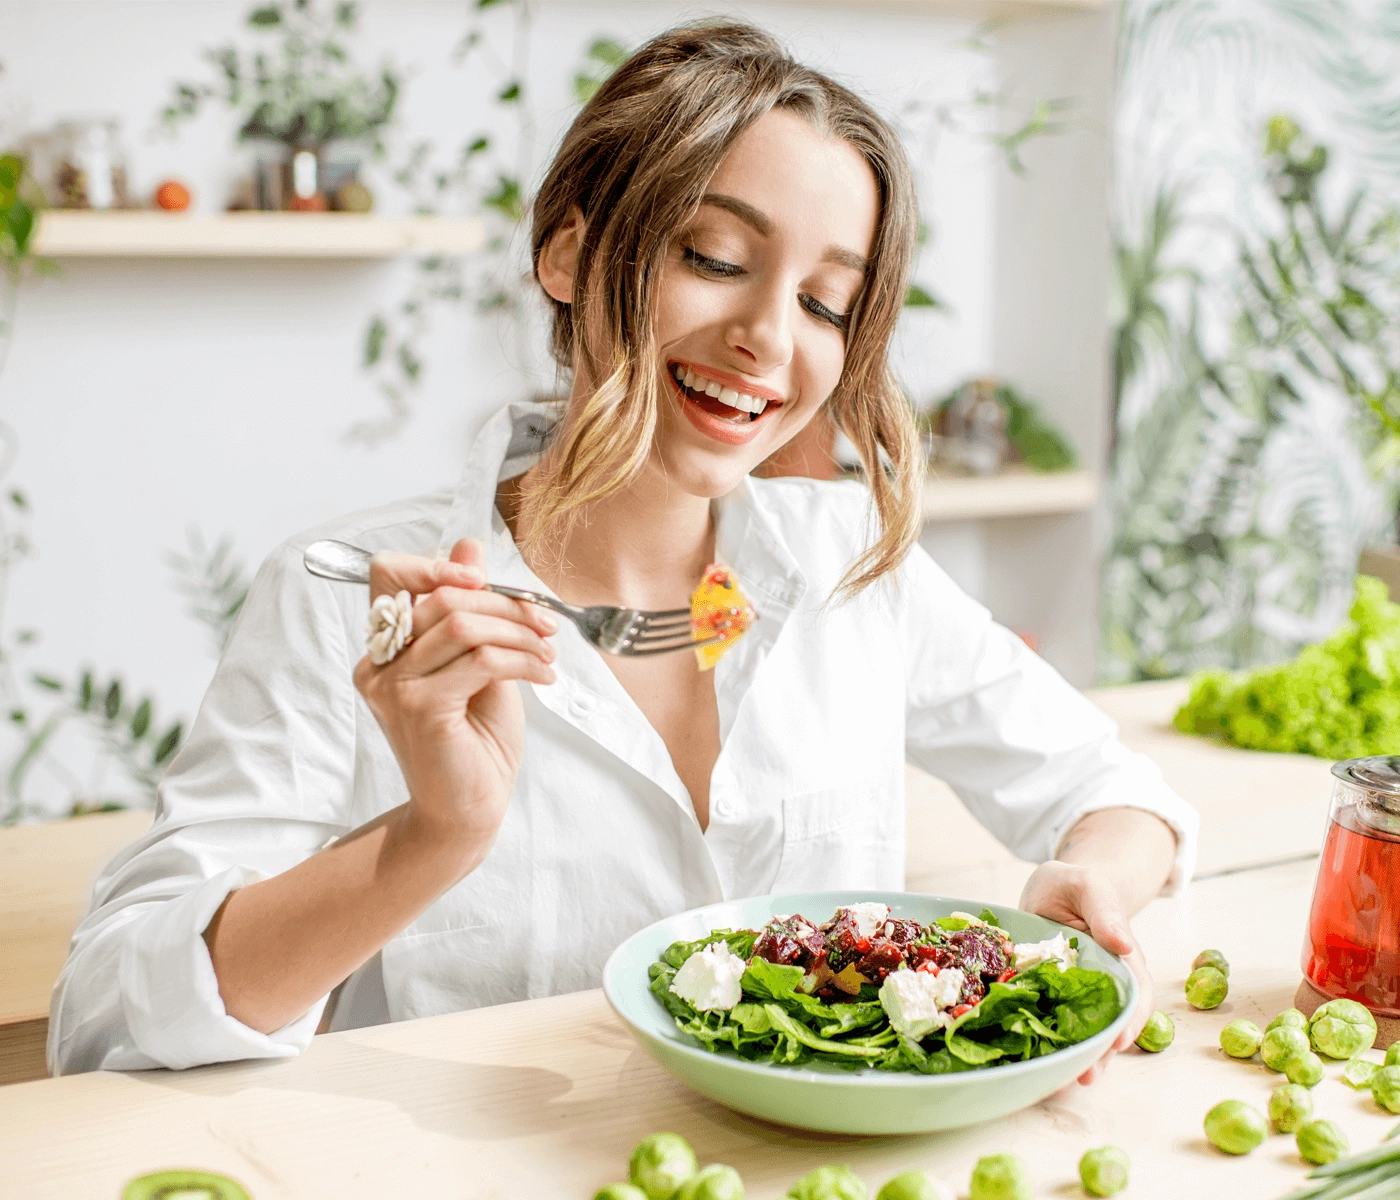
602,890,1137,1135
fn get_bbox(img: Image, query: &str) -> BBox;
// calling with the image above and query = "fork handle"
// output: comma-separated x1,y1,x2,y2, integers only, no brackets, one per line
484,583,582,620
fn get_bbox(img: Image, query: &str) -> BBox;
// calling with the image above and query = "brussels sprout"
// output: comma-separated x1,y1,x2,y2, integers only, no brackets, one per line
1192,949,1230,978
1185,966,1229,1010
1373,1065,1400,1114
1285,1050,1325,1088
1268,1084,1313,1133
1204,1100,1268,1155
1309,999,1378,1060
1220,1020,1264,1059
677,1165,744,1200
1296,1119,1349,1166
630,1133,699,1200
1342,1058,1379,1089
1261,1026,1311,1072
1135,1011,1174,1053
787,1166,868,1200
875,1171,954,1200
1267,1009,1308,1033
1077,1147,1129,1197
1387,1043,1400,1068
596,1188,649,1200
969,1154,1031,1200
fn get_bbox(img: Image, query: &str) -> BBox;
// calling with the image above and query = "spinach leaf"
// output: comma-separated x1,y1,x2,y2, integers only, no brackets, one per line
1021,962,1122,1042
659,928,758,969
740,958,829,1020
817,1002,886,1039
648,963,696,1022
762,1005,888,1059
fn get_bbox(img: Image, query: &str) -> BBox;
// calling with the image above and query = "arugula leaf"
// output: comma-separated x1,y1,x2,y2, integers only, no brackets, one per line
762,1005,887,1059
658,928,757,969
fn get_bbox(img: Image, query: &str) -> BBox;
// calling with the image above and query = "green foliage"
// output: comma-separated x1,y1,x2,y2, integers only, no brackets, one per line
165,529,252,654
573,38,628,104
928,381,1078,472
1174,574,1400,756
903,283,944,310
0,153,43,281
162,0,400,152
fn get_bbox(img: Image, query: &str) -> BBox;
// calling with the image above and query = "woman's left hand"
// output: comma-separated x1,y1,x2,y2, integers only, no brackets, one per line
1018,860,1153,1086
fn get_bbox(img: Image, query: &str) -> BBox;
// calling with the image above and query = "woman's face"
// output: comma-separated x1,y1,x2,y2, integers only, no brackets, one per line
650,108,880,498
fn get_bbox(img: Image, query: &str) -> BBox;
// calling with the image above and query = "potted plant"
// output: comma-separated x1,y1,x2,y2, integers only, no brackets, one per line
162,1,400,211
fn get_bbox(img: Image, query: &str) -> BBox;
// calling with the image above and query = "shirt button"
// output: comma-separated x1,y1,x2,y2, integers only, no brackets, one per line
712,799,731,819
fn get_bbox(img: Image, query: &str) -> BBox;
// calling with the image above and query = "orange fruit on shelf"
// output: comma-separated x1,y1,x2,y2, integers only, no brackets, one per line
689,563,757,671
153,180,191,211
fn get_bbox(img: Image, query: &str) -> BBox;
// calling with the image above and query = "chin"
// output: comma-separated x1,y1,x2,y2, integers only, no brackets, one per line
654,446,757,500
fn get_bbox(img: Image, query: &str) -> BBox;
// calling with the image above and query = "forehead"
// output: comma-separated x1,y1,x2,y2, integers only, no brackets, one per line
704,108,879,261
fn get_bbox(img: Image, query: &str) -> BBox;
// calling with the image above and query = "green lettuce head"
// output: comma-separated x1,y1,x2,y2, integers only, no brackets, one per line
787,1166,868,1200
1262,1026,1310,1072
969,1154,1031,1200
1185,966,1228,1009
1192,949,1230,977
1135,1011,1174,1053
1309,999,1378,1059
1267,1009,1308,1033
1078,1147,1129,1197
630,1133,698,1200
677,1165,744,1200
1373,1065,1400,1114
1268,1084,1313,1133
1285,1050,1324,1088
1219,1020,1263,1059
1204,1100,1267,1155
875,1171,954,1200
1296,1119,1349,1166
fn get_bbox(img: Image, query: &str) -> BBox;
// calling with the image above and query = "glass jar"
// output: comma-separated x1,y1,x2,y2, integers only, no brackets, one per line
52,118,129,210
1302,757,1400,1017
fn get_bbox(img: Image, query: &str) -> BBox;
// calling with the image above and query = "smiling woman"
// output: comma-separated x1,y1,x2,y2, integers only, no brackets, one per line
49,21,1196,1086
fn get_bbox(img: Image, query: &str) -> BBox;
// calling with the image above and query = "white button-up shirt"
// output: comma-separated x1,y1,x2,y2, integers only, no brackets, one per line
49,402,1198,1075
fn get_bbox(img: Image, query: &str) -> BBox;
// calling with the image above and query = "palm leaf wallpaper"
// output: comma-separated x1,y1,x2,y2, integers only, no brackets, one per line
1104,0,1400,681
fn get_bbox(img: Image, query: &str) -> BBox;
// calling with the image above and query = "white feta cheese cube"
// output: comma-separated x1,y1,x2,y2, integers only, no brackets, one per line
1013,932,1078,973
669,941,748,1012
878,966,967,1039
843,902,891,940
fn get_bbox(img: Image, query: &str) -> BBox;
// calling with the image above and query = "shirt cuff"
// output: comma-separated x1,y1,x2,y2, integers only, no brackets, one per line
119,865,325,1070
1049,757,1201,897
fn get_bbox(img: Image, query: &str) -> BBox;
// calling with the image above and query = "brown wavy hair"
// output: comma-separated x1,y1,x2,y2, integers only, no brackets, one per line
523,21,923,598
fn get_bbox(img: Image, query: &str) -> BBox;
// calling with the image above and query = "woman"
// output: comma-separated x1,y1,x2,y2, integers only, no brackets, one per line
50,23,1196,1081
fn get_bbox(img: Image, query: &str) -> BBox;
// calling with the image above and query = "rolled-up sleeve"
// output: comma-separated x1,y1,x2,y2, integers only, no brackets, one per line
48,540,357,1075
902,546,1199,893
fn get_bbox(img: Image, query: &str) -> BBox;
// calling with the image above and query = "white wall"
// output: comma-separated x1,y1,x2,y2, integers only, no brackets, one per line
0,0,1107,816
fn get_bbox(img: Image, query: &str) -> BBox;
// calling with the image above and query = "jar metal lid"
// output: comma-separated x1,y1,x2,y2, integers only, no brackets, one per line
1333,757,1400,825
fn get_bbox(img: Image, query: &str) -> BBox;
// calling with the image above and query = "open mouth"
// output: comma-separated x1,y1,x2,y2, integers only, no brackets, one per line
668,362,783,425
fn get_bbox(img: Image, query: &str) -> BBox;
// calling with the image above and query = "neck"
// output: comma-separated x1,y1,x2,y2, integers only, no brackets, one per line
502,459,718,610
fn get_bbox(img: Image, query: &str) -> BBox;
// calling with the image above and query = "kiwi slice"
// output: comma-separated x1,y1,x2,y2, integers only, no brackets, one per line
122,1169,251,1200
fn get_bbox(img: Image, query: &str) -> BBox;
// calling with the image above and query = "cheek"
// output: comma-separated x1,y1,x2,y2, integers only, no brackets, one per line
796,334,848,408
653,266,730,344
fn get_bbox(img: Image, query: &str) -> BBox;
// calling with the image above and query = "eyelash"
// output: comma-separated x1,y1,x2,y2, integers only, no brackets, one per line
681,246,849,332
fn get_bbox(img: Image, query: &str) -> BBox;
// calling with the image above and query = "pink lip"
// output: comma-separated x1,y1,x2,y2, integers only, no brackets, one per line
670,373,771,446
669,360,786,405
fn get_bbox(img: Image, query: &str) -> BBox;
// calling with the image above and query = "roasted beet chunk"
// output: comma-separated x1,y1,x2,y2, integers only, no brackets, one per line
853,937,906,983
753,915,825,969
881,918,925,947
948,925,1012,982
911,941,957,971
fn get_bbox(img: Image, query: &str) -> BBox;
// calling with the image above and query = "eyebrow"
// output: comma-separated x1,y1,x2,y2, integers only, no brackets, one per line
700,192,869,274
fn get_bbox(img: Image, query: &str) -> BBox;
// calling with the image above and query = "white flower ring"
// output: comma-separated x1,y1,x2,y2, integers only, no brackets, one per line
366,589,414,665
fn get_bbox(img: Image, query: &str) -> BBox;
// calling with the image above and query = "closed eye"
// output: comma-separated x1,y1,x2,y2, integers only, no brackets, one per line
802,294,849,332
682,246,743,278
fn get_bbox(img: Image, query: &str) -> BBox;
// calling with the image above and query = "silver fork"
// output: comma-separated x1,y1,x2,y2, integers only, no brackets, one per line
303,539,719,657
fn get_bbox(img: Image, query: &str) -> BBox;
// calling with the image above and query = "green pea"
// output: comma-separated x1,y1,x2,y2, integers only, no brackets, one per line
677,1165,744,1200
1309,999,1378,1060
1078,1147,1129,1197
1261,1026,1310,1072
969,1154,1031,1200
1373,1065,1400,1114
1220,1019,1263,1059
875,1171,953,1200
1192,949,1230,978
1266,1009,1308,1033
630,1133,698,1200
1204,1100,1268,1155
1185,966,1229,1010
1135,1011,1174,1053
1285,1050,1325,1088
787,1165,868,1200
1268,1084,1313,1133
1296,1119,1349,1166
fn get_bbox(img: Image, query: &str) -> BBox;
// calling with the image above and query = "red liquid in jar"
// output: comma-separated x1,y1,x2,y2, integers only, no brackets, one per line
1303,807,1400,1016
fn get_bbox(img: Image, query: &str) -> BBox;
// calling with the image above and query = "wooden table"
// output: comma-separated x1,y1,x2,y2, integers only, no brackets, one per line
2,679,1378,1198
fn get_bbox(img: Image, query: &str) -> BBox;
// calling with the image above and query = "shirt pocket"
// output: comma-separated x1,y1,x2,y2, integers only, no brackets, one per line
769,786,904,894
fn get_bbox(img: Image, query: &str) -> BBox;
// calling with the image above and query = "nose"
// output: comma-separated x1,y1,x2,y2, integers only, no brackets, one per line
724,274,793,374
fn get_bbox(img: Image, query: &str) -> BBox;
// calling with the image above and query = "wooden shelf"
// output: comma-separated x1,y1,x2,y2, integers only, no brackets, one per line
32,211,484,259
921,466,1098,522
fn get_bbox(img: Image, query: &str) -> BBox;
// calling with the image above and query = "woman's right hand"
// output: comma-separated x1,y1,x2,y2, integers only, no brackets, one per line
352,537,558,873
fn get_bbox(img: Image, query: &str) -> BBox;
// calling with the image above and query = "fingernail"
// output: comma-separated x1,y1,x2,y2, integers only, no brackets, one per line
537,612,558,633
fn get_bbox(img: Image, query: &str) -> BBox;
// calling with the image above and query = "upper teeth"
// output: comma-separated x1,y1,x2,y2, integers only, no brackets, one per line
674,365,769,415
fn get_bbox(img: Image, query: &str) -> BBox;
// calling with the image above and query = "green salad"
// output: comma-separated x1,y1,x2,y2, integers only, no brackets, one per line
647,904,1124,1074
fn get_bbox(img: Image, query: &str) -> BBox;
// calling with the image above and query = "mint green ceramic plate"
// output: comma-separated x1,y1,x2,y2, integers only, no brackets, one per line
602,890,1137,1135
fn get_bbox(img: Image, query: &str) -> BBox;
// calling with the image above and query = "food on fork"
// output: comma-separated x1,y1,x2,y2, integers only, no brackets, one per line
690,563,757,670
